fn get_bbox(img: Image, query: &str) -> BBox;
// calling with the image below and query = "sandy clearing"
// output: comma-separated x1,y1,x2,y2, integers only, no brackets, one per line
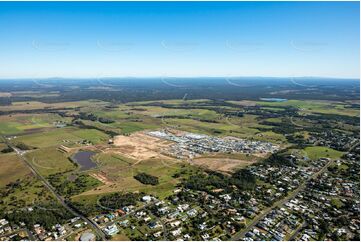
192,157,255,173
227,100,257,107
90,172,113,185
112,132,172,160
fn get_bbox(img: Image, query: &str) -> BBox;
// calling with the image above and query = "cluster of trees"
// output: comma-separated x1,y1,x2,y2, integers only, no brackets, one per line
0,179,22,200
98,117,115,124
67,200,101,217
5,206,73,230
184,171,230,193
160,114,220,124
224,111,244,117
78,112,115,124
245,106,297,119
48,173,100,197
263,150,296,167
231,169,257,190
308,113,359,126
15,142,35,150
73,120,119,136
99,192,139,209
134,172,159,185
184,169,256,194
259,121,298,135
78,112,97,121
1,146,14,153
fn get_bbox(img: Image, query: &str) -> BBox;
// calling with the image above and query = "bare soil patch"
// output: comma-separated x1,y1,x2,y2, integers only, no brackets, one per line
112,132,172,160
228,100,257,106
192,157,256,173
90,172,113,185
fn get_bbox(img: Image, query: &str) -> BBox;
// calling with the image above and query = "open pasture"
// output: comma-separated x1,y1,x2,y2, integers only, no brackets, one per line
0,174,61,212
111,119,161,134
77,157,188,199
0,100,107,112
13,127,109,148
125,105,220,120
80,112,162,135
256,100,360,117
304,146,345,160
92,152,138,182
162,114,286,144
126,99,210,106
0,113,70,135
25,147,77,176
10,91,60,98
0,153,31,187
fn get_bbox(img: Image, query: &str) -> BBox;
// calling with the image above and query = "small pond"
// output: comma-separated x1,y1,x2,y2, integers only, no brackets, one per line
72,151,97,171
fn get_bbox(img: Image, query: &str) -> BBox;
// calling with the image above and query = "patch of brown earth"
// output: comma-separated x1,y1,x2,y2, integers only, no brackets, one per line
112,132,173,160
192,157,255,173
90,172,113,185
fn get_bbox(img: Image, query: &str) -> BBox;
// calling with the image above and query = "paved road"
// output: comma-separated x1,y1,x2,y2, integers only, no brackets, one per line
288,221,307,241
231,159,333,241
3,137,106,240
348,141,359,152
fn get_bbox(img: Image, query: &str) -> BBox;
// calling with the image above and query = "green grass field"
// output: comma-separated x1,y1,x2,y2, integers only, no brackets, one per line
95,152,135,167
0,100,107,112
0,153,31,187
256,100,359,117
304,146,345,160
162,114,286,144
49,173,102,197
76,157,196,200
0,175,60,211
25,147,77,176
13,127,109,148
0,113,72,135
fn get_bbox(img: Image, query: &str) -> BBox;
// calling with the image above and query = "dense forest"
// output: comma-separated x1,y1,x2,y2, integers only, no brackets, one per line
184,169,256,194
0,78,359,105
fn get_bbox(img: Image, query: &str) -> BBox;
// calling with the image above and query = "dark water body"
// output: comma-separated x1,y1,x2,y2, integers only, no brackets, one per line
260,98,288,102
72,151,97,171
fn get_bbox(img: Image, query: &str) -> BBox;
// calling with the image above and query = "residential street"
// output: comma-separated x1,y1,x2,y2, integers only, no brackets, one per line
231,159,334,240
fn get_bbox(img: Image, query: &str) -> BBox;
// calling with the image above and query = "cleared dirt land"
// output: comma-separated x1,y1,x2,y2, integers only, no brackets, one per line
192,157,256,173
112,132,172,160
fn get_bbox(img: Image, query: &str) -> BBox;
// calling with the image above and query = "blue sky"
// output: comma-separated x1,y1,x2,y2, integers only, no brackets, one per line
0,1,359,78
